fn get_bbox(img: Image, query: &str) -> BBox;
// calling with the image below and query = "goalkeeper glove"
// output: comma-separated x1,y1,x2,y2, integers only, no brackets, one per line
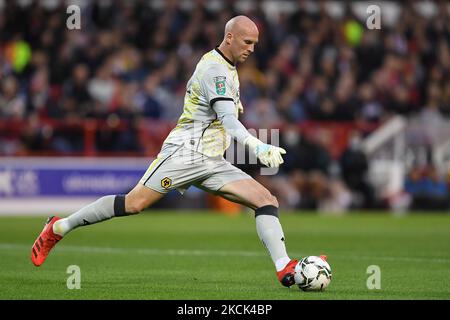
244,135,287,168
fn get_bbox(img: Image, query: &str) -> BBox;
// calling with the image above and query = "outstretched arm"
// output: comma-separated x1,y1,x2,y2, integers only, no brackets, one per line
213,100,286,168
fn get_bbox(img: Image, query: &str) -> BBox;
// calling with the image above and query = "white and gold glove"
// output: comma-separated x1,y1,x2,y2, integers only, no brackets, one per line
244,136,286,168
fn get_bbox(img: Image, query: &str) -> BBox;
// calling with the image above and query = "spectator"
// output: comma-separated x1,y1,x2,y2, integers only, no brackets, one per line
0,76,26,119
405,166,449,210
136,73,164,119
339,131,376,209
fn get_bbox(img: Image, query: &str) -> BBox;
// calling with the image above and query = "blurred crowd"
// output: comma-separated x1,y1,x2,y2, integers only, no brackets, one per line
404,165,449,211
1,0,450,211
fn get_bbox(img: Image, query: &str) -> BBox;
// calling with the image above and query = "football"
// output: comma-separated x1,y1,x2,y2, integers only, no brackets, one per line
294,256,332,291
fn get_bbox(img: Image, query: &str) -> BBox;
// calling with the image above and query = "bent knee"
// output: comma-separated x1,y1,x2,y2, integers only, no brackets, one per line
270,194,279,208
257,190,279,208
267,194,279,208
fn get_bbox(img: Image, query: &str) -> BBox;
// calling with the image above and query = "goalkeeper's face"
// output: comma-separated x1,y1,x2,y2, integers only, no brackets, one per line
231,27,259,63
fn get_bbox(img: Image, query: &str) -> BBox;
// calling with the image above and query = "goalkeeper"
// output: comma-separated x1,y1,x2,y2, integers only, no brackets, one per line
31,15,302,287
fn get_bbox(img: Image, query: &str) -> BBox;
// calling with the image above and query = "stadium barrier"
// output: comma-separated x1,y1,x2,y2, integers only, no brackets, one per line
0,119,380,214
0,118,378,158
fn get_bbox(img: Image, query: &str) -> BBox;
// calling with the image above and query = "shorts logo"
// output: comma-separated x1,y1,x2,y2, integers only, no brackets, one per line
214,76,226,95
161,177,172,189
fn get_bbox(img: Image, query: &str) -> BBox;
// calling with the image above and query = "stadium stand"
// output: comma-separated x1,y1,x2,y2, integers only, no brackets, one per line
1,0,449,212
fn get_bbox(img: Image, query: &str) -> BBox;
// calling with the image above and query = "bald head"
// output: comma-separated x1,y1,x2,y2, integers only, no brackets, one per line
218,15,259,64
224,15,259,38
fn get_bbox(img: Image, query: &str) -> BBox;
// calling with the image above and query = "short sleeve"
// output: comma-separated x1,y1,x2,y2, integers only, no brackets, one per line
201,64,235,107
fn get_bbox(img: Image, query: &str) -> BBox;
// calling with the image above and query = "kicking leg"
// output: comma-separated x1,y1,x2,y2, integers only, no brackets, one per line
217,179,297,287
31,184,164,266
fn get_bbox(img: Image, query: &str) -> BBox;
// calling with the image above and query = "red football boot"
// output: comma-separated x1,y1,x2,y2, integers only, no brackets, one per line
320,255,327,261
276,259,298,287
31,216,63,267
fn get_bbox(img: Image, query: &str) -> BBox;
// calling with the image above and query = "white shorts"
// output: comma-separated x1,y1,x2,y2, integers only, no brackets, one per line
139,144,252,194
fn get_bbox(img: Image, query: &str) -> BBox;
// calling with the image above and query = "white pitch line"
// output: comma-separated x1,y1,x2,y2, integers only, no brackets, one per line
1,243,449,264
0,243,265,258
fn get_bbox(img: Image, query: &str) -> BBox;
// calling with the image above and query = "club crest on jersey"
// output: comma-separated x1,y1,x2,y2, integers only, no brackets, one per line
161,177,172,189
214,76,226,95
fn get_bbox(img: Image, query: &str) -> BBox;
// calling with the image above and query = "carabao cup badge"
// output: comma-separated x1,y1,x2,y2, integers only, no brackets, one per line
214,76,226,95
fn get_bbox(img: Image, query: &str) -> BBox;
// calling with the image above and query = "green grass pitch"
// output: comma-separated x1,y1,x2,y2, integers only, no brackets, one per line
1,211,449,300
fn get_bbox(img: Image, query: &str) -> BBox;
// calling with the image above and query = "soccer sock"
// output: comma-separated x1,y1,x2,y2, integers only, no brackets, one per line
255,205,291,271
53,195,126,236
